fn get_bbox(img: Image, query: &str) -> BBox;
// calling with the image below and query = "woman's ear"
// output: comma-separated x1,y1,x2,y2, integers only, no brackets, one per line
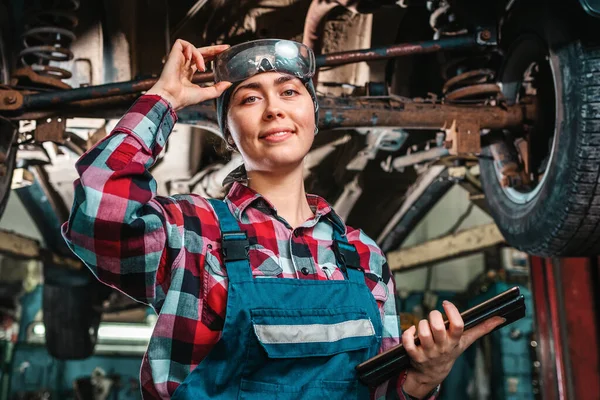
224,128,238,152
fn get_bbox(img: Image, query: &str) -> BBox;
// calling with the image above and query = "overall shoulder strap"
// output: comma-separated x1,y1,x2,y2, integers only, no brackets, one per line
207,199,252,282
332,228,364,284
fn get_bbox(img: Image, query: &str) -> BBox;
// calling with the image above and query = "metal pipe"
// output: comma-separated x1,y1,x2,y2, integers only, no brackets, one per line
17,34,484,111
302,0,349,84
302,0,339,51
20,72,214,110
314,34,479,68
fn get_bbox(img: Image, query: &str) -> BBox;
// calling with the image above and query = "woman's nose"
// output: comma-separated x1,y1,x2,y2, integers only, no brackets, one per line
263,99,286,120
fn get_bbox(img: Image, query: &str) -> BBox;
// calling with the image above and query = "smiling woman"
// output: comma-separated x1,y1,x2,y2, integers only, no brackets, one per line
61,38,503,400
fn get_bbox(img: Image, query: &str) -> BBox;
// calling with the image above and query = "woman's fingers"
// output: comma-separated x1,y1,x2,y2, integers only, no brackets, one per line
428,310,447,345
148,40,232,110
188,81,232,104
443,301,464,342
192,47,206,72
418,319,434,351
198,44,230,61
402,325,425,363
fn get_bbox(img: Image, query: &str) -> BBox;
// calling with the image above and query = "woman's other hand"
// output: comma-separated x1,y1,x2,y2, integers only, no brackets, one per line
401,300,505,398
147,39,232,111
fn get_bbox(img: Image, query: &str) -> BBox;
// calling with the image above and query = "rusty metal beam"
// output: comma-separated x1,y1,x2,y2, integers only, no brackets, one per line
386,223,505,271
9,95,535,143
0,229,82,270
318,96,535,131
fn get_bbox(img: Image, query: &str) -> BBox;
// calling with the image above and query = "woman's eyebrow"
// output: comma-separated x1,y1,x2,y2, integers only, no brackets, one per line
274,75,295,85
232,82,261,99
232,76,298,99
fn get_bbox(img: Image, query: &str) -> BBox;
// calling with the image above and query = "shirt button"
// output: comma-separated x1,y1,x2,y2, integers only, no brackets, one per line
301,267,310,275
293,230,300,237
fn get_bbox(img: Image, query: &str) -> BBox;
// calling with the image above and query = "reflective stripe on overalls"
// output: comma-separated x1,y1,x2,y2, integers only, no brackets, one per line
172,199,383,399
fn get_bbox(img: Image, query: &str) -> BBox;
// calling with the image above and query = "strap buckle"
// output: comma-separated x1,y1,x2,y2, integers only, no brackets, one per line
333,240,364,273
221,231,250,262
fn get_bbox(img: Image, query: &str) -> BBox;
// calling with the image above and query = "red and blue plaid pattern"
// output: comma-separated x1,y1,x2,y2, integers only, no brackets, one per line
61,95,439,400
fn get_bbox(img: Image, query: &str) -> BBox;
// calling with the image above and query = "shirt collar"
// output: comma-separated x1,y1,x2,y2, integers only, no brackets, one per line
225,182,347,235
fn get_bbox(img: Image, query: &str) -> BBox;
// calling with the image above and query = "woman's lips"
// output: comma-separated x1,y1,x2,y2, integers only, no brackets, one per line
260,131,294,143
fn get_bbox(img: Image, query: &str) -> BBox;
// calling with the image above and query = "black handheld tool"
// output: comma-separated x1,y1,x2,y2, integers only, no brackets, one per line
356,286,526,387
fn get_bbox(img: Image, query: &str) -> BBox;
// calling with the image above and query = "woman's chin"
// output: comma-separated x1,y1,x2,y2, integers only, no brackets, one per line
254,152,306,172
263,146,308,164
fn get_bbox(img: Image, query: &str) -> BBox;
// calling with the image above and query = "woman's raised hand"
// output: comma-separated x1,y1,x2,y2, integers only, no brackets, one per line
401,300,506,398
147,39,232,111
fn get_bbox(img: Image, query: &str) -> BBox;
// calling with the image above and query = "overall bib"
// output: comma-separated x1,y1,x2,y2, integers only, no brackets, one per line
172,199,383,399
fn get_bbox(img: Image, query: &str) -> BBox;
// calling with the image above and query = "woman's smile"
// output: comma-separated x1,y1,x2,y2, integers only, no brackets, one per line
259,128,295,143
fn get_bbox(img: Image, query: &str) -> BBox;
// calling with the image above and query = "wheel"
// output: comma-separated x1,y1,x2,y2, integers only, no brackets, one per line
0,17,16,220
43,267,102,360
479,9,600,256
0,121,17,220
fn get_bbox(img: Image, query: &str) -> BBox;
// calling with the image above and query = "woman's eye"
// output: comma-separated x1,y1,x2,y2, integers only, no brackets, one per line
282,89,298,96
242,96,258,104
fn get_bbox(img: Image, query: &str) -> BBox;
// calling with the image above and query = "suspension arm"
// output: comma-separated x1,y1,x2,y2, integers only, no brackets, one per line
7,95,535,133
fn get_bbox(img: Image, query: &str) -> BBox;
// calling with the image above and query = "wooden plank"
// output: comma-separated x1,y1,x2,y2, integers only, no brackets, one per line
0,229,41,259
386,223,505,271
0,229,82,270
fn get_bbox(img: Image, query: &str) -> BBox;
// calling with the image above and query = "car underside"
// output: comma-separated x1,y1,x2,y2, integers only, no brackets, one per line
0,0,598,261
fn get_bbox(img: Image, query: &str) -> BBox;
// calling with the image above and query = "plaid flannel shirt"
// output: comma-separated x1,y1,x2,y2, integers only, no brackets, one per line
62,95,440,400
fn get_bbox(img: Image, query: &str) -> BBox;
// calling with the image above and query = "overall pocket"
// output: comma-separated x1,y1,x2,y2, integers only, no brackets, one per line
239,307,377,400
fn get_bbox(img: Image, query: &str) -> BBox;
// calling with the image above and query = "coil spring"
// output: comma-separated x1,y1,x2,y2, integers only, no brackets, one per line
442,56,502,104
427,0,467,40
19,0,79,80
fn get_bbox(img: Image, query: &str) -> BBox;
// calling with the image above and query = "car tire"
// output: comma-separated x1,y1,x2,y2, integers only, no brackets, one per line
0,121,17,220
43,268,101,360
480,10,600,256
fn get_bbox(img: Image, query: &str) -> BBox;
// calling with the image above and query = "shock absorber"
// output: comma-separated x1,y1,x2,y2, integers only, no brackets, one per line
19,0,79,82
428,0,500,103
442,57,502,103
427,0,501,104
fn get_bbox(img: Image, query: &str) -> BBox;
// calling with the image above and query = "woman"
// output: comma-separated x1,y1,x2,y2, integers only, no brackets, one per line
62,39,504,399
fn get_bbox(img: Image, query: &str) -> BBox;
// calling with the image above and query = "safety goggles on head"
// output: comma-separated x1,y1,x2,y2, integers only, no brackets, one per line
213,39,316,84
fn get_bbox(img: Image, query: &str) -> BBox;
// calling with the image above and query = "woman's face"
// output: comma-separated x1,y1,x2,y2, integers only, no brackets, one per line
226,72,315,173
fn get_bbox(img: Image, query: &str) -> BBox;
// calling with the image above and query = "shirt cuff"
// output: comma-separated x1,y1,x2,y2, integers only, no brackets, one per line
113,94,178,158
399,371,441,400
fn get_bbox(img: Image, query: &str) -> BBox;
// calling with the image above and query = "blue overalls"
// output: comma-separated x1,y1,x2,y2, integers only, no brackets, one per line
172,199,383,399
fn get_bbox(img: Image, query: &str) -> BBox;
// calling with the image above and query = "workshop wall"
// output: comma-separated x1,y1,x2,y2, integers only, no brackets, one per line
395,184,492,292
0,194,42,242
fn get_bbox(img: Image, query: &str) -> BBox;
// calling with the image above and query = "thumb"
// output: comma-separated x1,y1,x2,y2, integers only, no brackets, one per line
196,81,233,103
182,81,233,108
460,316,505,349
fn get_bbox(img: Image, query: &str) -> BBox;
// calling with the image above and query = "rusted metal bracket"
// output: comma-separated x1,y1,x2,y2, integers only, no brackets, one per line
0,90,24,111
443,119,482,155
11,67,71,90
35,116,67,143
